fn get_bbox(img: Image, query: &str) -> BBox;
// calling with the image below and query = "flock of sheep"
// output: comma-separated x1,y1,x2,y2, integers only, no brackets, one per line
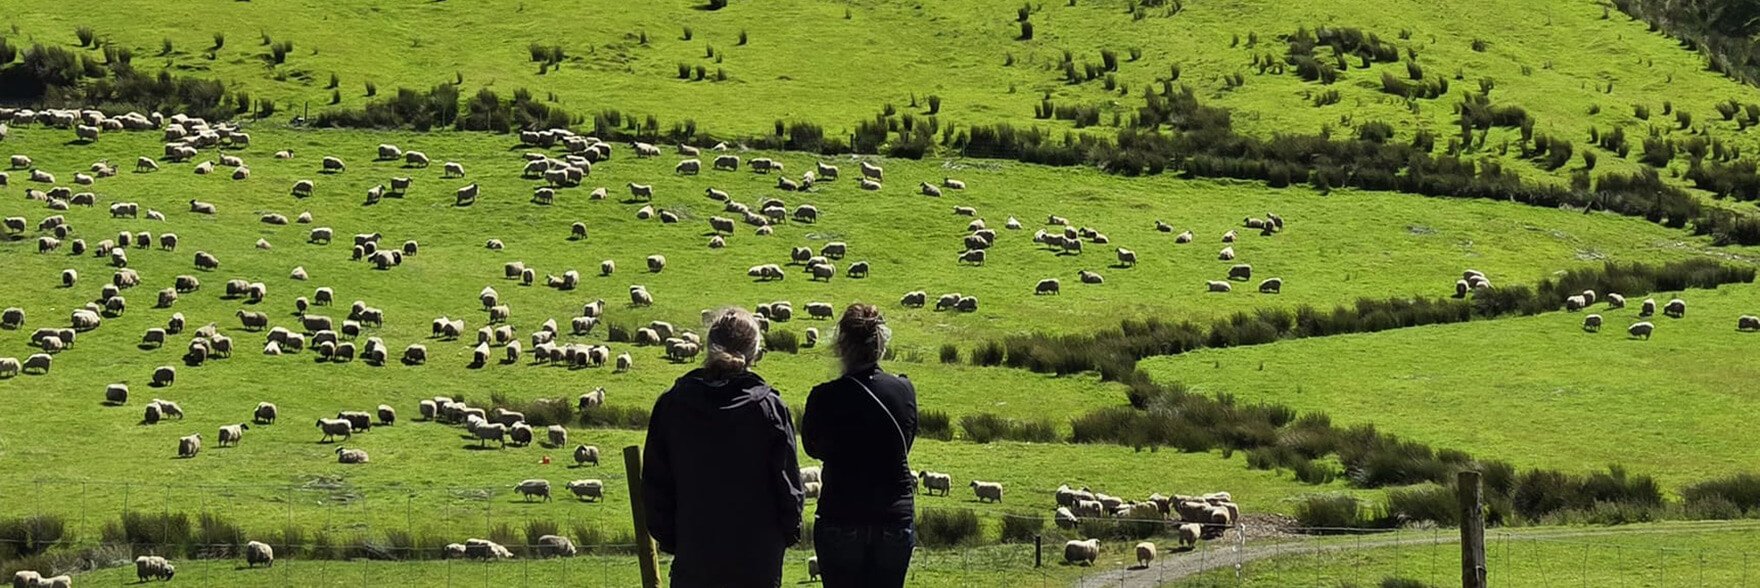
1448,268,1756,338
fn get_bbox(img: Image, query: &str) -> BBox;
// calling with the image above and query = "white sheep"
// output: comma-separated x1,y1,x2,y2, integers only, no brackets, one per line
574,444,602,467
566,479,605,501
1063,539,1100,566
918,471,952,496
245,540,274,567
969,480,1003,502
1628,321,1655,339
1583,314,1603,332
514,479,552,502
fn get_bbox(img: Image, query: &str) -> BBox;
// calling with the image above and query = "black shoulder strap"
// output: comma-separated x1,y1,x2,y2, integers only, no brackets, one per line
846,375,909,453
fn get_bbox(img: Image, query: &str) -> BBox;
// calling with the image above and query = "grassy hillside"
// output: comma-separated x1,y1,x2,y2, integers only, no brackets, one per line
12,0,1760,185
1143,282,1760,490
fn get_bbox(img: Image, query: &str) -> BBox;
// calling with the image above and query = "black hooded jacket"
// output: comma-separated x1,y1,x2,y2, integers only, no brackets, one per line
642,368,804,587
801,365,918,527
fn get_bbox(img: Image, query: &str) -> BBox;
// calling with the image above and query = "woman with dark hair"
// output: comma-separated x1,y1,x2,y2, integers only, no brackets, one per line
801,303,919,588
643,308,804,588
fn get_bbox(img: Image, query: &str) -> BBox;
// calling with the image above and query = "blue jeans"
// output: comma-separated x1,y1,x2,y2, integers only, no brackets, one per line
813,522,914,588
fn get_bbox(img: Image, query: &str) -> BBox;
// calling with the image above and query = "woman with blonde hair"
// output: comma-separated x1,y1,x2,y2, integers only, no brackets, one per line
644,308,804,587
802,303,919,587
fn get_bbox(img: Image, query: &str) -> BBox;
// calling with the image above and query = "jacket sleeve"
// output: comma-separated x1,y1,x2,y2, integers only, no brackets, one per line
641,394,678,554
771,398,805,546
800,385,832,461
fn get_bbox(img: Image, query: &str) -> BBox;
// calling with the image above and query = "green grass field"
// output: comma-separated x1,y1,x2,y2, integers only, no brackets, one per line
1142,282,1760,491
5,0,1760,585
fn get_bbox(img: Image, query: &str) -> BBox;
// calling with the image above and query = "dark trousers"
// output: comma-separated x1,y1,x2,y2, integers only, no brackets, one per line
813,522,914,588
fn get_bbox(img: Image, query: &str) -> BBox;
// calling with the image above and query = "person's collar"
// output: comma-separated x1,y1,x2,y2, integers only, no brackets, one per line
845,362,880,376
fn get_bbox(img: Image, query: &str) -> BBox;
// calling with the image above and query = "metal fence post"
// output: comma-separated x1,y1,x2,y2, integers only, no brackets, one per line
622,445,661,588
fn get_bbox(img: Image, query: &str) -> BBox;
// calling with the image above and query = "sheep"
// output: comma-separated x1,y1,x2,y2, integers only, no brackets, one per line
514,479,553,502
152,365,176,387
713,154,741,171
1733,314,1760,332
970,480,1004,502
1134,541,1157,567
1063,539,1100,566
566,479,606,502
337,411,373,432
922,182,945,197
12,571,44,588
630,285,655,306
1035,278,1061,295
218,423,248,447
178,433,202,458
0,307,22,329
1565,295,1587,311
456,183,480,206
1664,298,1687,318
674,158,703,175
134,556,175,582
243,540,275,568
1217,246,1236,261
1176,523,1202,548
336,447,370,464
918,471,952,496
1575,313,1604,333
1258,277,1284,294
1638,298,1657,317
316,418,352,442
574,444,602,467
1628,321,1655,340
1207,280,1232,293
1228,264,1253,281
193,250,221,271
628,182,654,200
253,402,278,424
646,254,668,273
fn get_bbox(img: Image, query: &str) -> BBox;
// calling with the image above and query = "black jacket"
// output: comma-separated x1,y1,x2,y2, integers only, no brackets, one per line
643,369,804,587
801,365,918,526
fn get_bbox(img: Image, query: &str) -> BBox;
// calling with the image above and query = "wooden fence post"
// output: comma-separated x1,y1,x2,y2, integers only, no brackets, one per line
624,445,662,588
1458,470,1486,588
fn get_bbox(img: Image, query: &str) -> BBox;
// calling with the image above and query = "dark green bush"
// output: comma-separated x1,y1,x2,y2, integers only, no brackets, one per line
764,330,799,353
1683,473,1760,515
918,410,953,441
1386,485,1458,526
916,509,980,547
999,513,1043,543
75,26,95,47
1293,495,1372,531
0,515,67,560
938,344,960,364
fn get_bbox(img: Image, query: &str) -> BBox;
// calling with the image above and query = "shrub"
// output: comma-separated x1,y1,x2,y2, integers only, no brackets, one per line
365,81,377,97
1293,495,1371,531
999,513,1043,543
489,392,574,427
682,26,693,41
1634,103,1651,120
959,413,1009,443
708,0,728,8
328,72,339,89
580,404,651,429
1470,38,1487,51
212,32,225,50
764,329,799,353
938,344,960,364
524,519,561,552
0,515,68,560
916,509,980,547
738,30,748,45
918,410,953,441
75,26,95,47
330,89,342,105
606,322,633,343
1683,473,1760,514
1018,21,1034,40
927,94,941,114
269,40,292,64
160,38,173,56
192,512,245,558
1385,485,1459,526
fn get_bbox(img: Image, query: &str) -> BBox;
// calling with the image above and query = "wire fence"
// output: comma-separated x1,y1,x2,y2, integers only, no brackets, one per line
7,478,1760,587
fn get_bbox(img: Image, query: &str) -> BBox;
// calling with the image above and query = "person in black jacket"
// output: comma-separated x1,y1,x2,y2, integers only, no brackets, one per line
643,308,804,588
801,303,919,588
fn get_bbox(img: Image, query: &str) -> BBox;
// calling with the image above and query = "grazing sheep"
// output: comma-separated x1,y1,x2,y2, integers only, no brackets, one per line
316,418,352,442
134,556,175,582
152,366,176,387
1738,315,1760,332
1135,542,1156,567
1177,523,1201,548
1,307,21,328
1035,278,1061,295
918,471,952,496
566,479,605,501
254,402,278,424
1565,295,1587,311
336,447,369,464
922,182,944,197
514,479,552,502
105,383,129,404
456,183,480,206
1228,264,1252,281
970,480,1004,502
178,433,202,458
676,158,702,175
1664,298,1687,318
1581,314,1605,332
245,540,274,568
859,178,882,191
1628,321,1655,340
628,182,654,200
1259,277,1283,294
1064,539,1100,566
218,423,248,447
1640,298,1657,317
1606,293,1626,309
1207,280,1232,293
573,443,603,467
